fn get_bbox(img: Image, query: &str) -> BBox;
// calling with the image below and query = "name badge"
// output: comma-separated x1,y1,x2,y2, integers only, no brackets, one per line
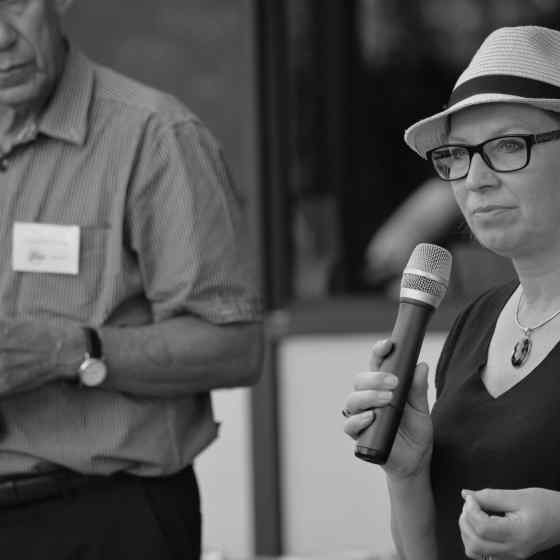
12,222,80,275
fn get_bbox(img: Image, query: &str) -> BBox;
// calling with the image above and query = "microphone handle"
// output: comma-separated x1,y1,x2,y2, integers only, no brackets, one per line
355,300,433,464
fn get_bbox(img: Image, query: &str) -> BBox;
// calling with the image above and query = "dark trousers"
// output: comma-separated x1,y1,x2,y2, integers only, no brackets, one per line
0,465,201,559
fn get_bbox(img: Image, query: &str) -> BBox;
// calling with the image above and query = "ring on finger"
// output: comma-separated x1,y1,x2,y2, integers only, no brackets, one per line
341,408,351,418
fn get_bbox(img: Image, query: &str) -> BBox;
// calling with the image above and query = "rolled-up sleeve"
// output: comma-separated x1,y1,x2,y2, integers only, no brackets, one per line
126,118,261,324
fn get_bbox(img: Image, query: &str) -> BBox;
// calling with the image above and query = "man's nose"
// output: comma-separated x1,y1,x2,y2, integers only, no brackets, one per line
0,19,17,51
464,152,499,190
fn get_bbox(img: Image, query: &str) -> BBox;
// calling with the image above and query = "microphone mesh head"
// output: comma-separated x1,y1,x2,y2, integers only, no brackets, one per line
401,243,452,308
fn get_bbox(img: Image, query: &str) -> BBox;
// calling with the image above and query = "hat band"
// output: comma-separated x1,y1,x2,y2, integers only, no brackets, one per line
448,74,560,107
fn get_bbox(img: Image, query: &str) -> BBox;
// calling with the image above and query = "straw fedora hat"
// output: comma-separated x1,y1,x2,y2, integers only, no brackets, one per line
404,25,560,158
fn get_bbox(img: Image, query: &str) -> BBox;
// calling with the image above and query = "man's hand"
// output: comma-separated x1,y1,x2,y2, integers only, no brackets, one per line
459,487,560,559
0,318,83,395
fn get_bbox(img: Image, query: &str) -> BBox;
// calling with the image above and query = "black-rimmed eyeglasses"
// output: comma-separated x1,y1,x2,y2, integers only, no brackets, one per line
427,129,560,181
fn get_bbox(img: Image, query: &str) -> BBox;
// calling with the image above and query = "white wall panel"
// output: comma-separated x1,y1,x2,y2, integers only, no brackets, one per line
197,388,254,559
277,333,446,557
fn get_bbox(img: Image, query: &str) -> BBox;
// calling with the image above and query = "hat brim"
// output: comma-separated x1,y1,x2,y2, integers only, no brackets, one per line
404,94,560,158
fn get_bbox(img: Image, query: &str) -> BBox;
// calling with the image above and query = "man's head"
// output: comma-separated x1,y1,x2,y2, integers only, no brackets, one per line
0,0,73,113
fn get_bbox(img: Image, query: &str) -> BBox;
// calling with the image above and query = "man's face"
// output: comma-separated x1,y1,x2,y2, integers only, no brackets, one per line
0,0,67,111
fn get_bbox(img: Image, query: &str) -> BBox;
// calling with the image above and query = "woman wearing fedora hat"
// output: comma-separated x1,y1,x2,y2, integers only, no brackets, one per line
343,25,560,559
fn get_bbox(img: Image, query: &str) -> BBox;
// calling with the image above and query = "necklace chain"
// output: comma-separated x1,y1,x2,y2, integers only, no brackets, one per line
514,289,560,336
511,288,560,368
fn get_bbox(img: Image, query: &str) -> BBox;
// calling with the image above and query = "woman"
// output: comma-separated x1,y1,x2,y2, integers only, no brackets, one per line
343,26,560,559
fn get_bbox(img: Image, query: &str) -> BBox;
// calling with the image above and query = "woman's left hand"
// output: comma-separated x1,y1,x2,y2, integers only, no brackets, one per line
459,487,560,559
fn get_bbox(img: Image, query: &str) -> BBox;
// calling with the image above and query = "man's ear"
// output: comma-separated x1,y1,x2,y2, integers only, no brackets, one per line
53,0,75,15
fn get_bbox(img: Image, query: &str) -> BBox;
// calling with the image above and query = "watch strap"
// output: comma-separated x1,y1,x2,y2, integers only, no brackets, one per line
83,327,103,359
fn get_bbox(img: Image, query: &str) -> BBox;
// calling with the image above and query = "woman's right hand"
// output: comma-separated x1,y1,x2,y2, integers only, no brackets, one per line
342,339,434,479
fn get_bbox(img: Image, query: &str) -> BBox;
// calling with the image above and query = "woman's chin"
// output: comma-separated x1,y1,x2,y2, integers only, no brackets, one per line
472,232,521,259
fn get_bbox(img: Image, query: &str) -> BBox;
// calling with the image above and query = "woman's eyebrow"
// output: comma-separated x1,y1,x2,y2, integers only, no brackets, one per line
448,126,534,143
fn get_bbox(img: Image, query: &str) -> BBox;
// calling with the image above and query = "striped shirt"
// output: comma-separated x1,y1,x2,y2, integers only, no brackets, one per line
0,47,261,476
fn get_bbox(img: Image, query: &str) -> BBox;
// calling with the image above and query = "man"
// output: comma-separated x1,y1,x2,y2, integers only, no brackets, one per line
0,1,263,558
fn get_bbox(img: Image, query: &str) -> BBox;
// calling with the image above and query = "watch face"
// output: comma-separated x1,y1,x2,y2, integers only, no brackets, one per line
80,358,107,387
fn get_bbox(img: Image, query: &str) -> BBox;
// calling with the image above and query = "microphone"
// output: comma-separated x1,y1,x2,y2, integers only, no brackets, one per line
355,243,452,465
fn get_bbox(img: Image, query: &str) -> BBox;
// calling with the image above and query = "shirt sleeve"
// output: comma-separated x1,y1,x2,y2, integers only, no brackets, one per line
126,117,262,324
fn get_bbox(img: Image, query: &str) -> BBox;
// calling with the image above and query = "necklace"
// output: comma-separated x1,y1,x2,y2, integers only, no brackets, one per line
512,289,560,367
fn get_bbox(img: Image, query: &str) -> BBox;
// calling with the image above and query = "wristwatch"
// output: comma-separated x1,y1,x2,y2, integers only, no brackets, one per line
78,327,107,387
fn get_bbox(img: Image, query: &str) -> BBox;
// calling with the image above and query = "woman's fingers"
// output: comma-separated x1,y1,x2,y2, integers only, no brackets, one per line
343,355,399,441
369,339,393,370
343,372,398,440
345,388,394,414
353,370,399,391
459,495,507,559
343,410,375,439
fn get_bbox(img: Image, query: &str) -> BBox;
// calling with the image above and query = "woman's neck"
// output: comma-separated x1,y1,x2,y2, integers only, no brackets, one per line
513,252,560,313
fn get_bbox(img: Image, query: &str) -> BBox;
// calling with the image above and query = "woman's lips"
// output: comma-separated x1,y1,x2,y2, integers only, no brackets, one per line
471,205,514,215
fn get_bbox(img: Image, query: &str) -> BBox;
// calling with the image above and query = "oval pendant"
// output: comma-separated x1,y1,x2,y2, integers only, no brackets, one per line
511,337,532,368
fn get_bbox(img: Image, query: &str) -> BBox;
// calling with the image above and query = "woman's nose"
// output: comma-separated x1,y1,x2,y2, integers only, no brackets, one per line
464,153,499,190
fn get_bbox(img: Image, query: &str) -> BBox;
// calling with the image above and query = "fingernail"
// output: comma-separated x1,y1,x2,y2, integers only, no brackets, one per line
384,374,398,387
363,410,374,422
378,390,393,401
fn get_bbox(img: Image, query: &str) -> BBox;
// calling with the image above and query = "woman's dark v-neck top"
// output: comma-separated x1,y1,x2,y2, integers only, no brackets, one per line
431,280,560,558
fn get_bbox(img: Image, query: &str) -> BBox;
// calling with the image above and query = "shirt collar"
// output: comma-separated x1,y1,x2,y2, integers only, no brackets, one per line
38,45,94,146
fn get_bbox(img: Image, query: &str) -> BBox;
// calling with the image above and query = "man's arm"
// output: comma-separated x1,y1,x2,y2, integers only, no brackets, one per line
98,316,263,396
0,120,263,397
0,316,263,397
387,469,438,560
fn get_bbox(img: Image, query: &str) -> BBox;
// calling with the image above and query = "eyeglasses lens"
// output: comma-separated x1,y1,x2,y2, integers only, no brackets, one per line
431,147,469,180
484,137,527,172
430,137,529,180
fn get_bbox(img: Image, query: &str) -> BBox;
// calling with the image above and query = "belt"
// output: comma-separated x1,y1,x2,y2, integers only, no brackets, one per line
0,469,100,508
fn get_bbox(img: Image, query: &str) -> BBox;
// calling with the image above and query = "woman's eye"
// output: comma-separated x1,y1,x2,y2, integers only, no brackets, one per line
450,148,468,160
495,138,524,153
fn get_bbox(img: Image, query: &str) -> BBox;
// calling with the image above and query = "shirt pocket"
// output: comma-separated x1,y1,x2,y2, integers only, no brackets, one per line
16,226,109,322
